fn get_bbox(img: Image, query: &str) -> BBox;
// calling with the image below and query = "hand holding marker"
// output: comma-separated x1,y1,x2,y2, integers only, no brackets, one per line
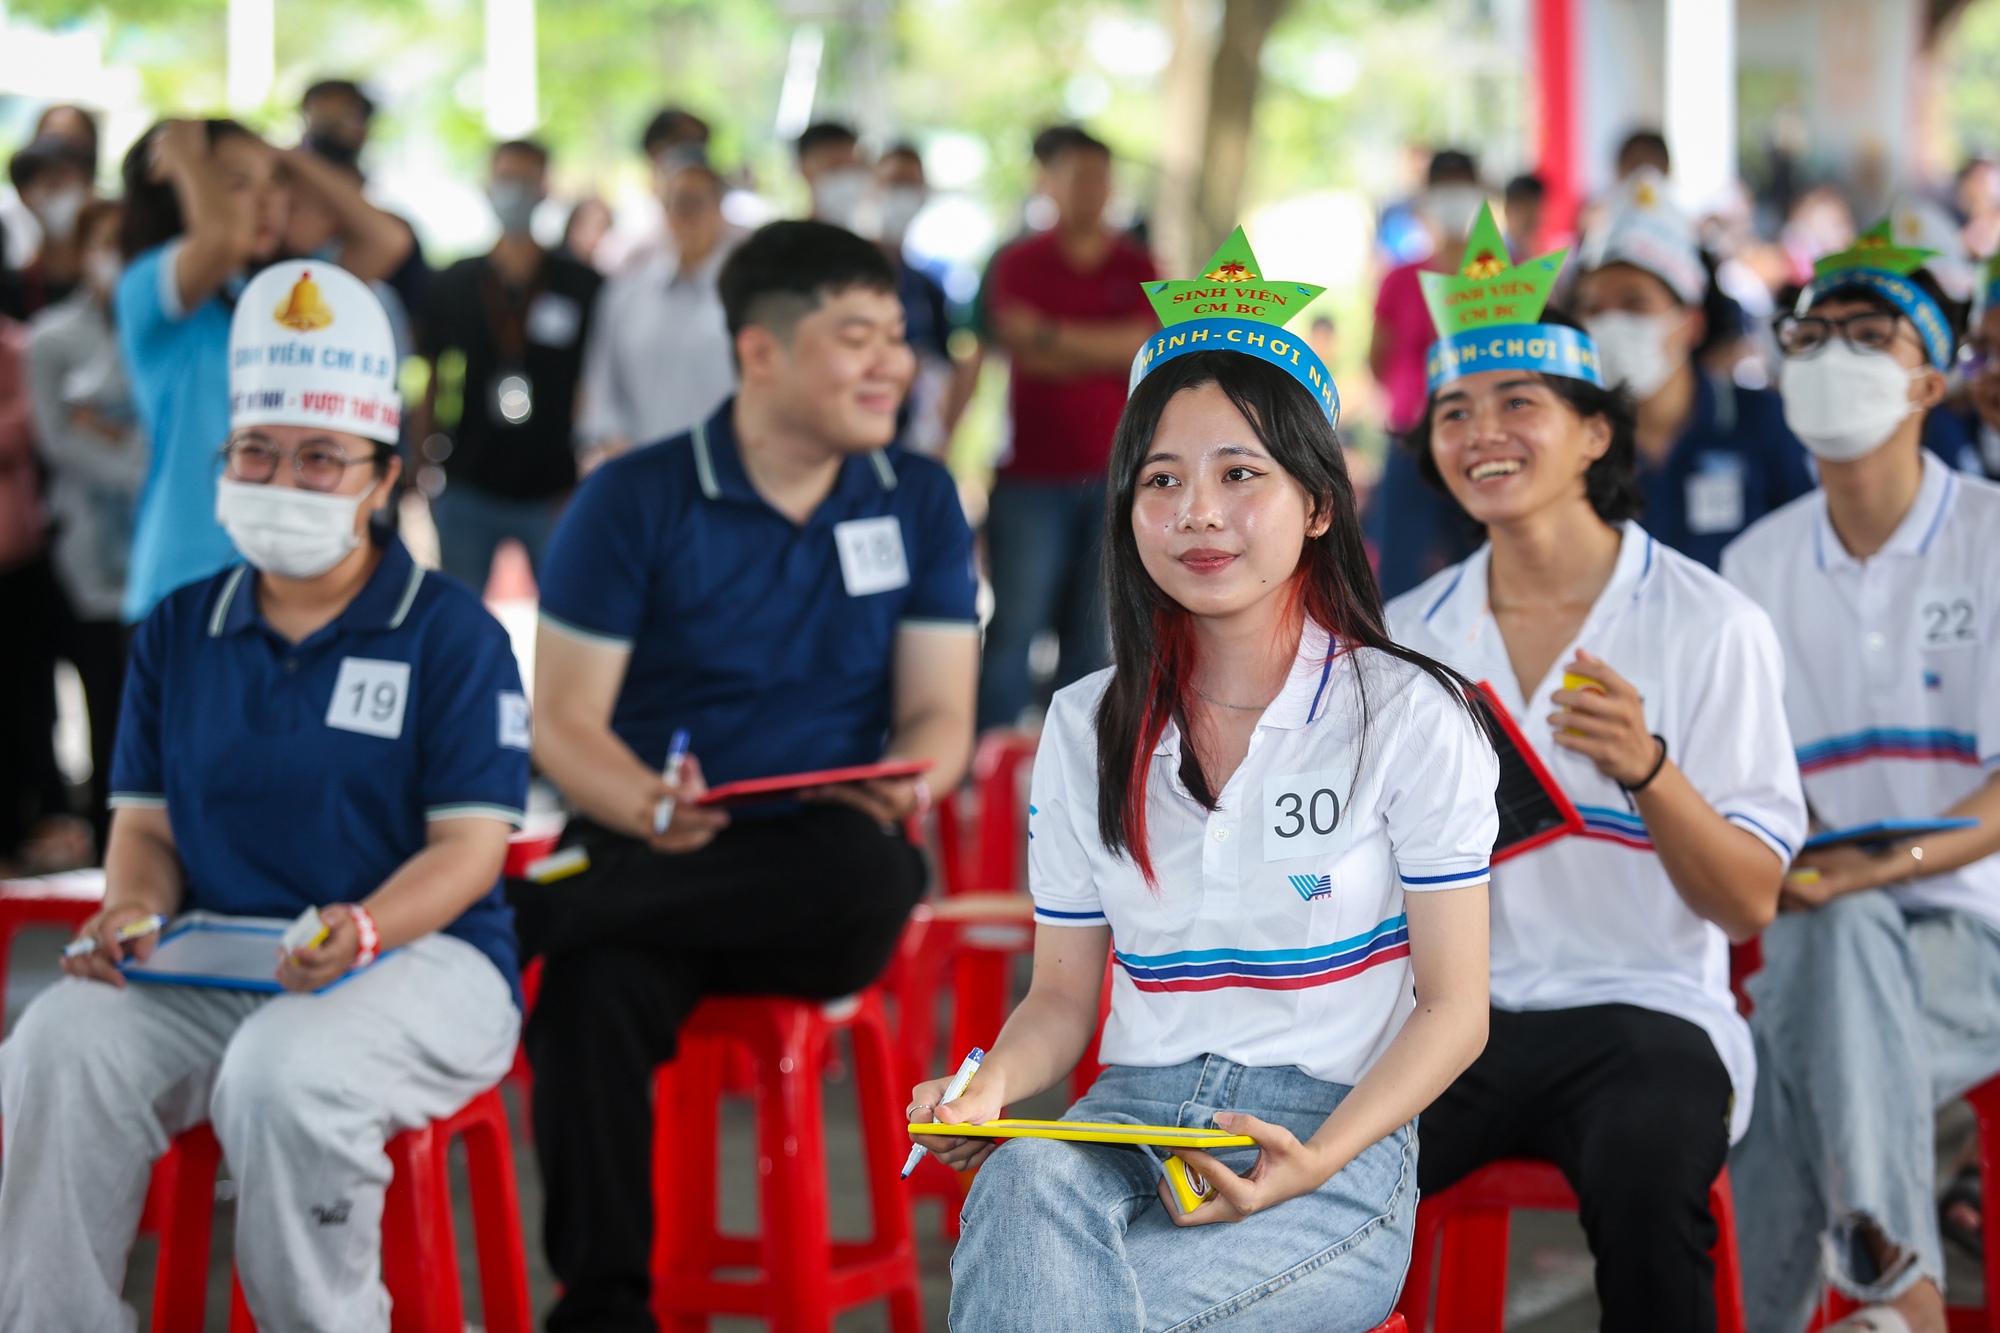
652,728,692,836
902,1047,985,1179
64,914,167,959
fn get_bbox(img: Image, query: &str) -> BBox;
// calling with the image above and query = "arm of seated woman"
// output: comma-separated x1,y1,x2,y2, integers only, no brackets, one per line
907,921,1111,1173
1784,771,2000,910
64,805,186,988
1549,649,1783,941
1164,881,1491,1226
275,814,512,993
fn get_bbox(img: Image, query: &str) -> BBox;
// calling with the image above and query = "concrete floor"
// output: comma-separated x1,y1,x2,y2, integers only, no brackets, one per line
0,926,1985,1331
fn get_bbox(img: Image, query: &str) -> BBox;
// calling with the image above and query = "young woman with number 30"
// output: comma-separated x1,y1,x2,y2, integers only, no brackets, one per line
910,232,1500,1333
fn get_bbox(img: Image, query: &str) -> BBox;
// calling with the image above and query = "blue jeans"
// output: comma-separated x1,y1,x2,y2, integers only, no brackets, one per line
948,1057,1417,1333
430,479,562,594
1731,892,2000,1330
977,476,1108,731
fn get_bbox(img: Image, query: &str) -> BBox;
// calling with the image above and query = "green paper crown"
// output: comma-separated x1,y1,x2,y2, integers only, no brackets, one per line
1145,228,1326,328
1815,220,1936,282
1418,202,1569,336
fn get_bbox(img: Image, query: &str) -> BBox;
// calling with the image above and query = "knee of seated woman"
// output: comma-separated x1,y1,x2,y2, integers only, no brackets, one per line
3,978,146,1079
210,1020,353,1126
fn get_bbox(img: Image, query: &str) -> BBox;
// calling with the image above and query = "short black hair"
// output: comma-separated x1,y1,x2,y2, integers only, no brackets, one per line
1427,149,1480,186
641,106,710,156
1033,124,1111,166
492,139,551,170
882,141,924,165
8,136,93,193
718,220,898,340
301,79,375,119
1616,129,1671,176
1407,308,1645,525
795,121,859,161
1505,173,1546,204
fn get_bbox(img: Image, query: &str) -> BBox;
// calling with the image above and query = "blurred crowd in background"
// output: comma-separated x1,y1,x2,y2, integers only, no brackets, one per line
5,79,2000,877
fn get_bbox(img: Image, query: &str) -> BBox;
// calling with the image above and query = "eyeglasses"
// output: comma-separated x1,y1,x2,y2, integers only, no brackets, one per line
1774,312,1903,359
220,433,383,492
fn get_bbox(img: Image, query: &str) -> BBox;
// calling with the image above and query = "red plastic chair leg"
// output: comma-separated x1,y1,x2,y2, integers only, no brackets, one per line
149,1127,222,1333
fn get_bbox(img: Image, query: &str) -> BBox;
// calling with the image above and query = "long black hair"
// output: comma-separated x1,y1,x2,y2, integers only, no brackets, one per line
119,119,259,261
1094,349,1488,881
1405,309,1645,524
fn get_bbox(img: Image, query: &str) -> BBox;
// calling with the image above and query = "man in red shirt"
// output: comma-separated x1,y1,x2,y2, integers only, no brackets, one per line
977,125,1156,730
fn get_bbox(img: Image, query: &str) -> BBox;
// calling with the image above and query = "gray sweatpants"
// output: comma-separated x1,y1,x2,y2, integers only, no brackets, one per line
1731,890,2000,1333
0,932,520,1333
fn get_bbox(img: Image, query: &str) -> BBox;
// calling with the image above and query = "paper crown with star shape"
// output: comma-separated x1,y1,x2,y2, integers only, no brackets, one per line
1127,227,1340,424
1419,201,1602,392
1799,220,1956,370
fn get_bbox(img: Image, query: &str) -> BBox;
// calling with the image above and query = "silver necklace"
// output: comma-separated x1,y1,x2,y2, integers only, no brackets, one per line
1194,685,1276,711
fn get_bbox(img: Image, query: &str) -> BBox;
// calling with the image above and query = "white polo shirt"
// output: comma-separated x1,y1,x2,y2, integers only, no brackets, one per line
1723,452,2000,933
1028,625,1499,1088
1388,523,1806,1141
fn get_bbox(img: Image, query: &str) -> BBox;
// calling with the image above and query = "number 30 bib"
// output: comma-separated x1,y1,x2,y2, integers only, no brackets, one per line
1263,764,1359,863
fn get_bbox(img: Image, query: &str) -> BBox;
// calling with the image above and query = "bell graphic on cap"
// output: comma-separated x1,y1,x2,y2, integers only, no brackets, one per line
273,270,335,332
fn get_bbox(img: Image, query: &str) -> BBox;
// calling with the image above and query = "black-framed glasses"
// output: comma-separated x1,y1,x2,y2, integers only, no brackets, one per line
1774,311,1903,359
219,432,383,493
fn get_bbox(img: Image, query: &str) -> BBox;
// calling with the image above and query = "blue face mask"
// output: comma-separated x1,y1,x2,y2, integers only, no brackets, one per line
488,181,539,237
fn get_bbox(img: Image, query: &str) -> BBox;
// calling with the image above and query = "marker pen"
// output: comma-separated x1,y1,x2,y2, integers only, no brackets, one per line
903,1047,985,1179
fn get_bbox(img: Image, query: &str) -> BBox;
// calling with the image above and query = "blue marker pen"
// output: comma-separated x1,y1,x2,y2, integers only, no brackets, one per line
902,1047,985,1179
652,728,692,836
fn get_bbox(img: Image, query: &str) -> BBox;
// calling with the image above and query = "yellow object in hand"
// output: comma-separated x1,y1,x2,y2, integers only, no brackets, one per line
1787,868,1823,885
1163,1154,1215,1213
1560,672,1605,736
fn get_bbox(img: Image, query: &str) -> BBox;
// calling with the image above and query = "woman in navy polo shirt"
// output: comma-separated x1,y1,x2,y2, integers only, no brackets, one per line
0,262,529,1332
913,233,1498,1333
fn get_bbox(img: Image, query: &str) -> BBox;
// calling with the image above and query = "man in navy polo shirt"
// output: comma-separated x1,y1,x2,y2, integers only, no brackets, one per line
524,220,979,1329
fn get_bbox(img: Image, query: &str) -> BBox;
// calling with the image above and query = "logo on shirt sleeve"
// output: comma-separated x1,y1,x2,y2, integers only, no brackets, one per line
832,516,911,597
498,691,531,751
325,658,411,740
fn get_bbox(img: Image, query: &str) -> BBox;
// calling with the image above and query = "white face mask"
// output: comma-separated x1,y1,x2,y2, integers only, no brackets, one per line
877,186,927,244
84,249,121,294
1586,311,1685,400
1423,185,1486,240
215,478,367,579
1780,342,1922,462
813,168,871,230
32,186,87,244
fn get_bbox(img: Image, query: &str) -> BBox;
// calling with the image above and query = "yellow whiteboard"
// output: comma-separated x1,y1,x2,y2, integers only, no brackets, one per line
906,1118,1256,1149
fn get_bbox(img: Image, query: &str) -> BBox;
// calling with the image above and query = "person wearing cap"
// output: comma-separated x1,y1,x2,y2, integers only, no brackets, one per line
1722,223,2000,1333
1386,204,1805,1333
919,230,1497,1333
2,134,96,321
0,261,529,1330
1574,167,1815,570
521,220,978,1329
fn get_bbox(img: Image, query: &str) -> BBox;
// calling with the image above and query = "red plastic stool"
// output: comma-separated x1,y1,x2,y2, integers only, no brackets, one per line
651,990,922,1333
146,1085,531,1333
1397,1160,1746,1333
0,870,106,1023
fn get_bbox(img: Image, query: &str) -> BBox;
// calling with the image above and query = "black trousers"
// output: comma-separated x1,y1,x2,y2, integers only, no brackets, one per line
0,555,70,860
53,613,128,848
1418,1004,1734,1333
513,805,927,1333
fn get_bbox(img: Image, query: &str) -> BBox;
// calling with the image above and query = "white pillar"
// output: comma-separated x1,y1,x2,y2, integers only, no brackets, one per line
484,0,538,139
1665,0,1736,207
225,0,274,113
773,24,825,142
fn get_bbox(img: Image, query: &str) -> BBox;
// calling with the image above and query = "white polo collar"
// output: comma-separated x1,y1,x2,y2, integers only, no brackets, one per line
1810,449,1957,573
1151,621,1341,758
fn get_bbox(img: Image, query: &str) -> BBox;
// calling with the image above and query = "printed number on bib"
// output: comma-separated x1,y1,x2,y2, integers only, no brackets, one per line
1264,766,1357,863
1918,586,1978,650
833,516,910,597
326,658,411,740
